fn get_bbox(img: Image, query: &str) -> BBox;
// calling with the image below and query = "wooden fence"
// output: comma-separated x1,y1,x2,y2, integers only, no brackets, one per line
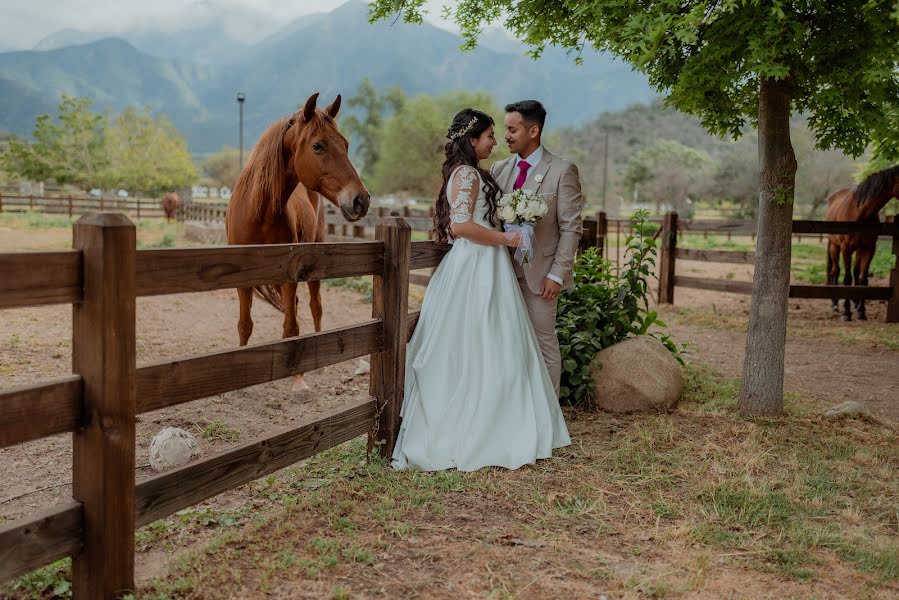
0,214,450,595
0,193,166,219
656,212,899,323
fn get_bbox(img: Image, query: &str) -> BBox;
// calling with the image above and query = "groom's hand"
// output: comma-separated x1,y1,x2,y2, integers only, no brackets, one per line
540,278,562,301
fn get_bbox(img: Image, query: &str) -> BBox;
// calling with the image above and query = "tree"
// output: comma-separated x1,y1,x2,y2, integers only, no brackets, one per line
620,139,712,215
2,95,109,188
342,78,406,176
370,90,510,195
102,107,197,194
371,0,899,416
202,146,243,188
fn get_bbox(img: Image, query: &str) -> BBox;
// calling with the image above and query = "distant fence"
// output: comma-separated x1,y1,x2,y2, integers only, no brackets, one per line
656,212,899,322
0,193,166,219
0,214,448,594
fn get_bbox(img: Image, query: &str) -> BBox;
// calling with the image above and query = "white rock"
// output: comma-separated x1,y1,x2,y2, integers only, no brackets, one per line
823,401,872,420
149,427,201,472
354,359,371,376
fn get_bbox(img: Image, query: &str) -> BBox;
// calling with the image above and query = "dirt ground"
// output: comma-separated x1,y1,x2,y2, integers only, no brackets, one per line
1,217,897,596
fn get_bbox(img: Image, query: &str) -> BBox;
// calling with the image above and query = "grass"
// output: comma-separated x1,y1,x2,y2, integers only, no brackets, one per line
191,418,241,444
325,276,374,303
5,364,897,597
36,365,882,598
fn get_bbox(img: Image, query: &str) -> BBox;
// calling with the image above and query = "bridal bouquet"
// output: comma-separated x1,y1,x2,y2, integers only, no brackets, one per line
498,189,549,265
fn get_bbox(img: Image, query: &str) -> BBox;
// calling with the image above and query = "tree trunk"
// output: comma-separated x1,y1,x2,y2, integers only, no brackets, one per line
738,77,797,417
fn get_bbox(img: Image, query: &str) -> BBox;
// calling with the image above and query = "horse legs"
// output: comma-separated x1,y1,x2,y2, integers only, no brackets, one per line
827,240,840,314
279,282,308,393
308,280,323,333
841,247,853,321
855,247,875,321
237,287,254,345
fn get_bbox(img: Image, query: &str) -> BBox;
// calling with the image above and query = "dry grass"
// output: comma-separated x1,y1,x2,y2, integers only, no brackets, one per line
662,305,899,352
8,365,888,599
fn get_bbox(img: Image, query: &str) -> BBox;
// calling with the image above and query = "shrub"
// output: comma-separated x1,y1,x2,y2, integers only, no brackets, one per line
556,209,685,406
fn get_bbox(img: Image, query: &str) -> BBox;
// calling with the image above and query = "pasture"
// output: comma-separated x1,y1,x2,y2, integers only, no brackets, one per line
1,212,897,598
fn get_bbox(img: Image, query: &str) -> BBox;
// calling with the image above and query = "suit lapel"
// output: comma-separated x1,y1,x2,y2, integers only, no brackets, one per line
526,152,553,195
501,158,516,192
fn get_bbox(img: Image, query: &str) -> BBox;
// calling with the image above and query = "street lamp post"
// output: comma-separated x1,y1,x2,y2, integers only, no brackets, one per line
236,92,246,170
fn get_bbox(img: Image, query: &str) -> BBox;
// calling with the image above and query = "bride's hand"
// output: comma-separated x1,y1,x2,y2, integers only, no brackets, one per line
502,230,522,248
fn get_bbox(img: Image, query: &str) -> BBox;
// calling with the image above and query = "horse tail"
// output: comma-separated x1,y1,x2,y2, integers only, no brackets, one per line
253,285,285,313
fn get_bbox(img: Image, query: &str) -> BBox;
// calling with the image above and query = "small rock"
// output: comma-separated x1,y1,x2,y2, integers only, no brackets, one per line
354,359,371,376
823,401,872,420
149,427,201,472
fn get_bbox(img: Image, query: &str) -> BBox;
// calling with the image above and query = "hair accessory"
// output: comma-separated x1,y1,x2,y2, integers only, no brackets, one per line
448,116,478,141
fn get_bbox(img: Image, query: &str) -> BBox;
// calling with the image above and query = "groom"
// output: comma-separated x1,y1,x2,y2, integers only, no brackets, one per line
491,100,584,396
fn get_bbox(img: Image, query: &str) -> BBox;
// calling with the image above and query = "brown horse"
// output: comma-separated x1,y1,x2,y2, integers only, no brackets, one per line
161,192,179,223
225,92,370,391
825,164,899,320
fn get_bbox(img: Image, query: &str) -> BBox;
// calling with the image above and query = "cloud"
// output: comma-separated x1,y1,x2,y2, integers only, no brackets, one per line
0,0,456,50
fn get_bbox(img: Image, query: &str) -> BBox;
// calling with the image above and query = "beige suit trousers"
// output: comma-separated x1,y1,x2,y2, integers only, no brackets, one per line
518,276,561,397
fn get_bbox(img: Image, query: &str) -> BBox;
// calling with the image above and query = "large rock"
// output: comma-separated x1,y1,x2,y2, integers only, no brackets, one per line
149,427,201,472
591,335,683,413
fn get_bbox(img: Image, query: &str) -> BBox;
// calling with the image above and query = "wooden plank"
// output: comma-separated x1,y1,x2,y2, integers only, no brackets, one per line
407,310,420,343
135,399,374,527
410,240,449,270
677,248,756,264
888,229,899,323
678,219,755,233
0,375,82,448
137,320,382,413
0,250,82,308
0,503,83,582
675,276,753,295
370,218,411,459
657,213,678,304
71,213,136,596
135,242,384,296
792,220,895,236
788,285,892,300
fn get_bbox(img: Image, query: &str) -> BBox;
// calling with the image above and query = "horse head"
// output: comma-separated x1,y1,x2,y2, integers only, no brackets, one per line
284,93,370,222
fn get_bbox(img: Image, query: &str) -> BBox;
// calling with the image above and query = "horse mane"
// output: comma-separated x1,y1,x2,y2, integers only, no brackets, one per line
853,164,899,208
232,111,335,223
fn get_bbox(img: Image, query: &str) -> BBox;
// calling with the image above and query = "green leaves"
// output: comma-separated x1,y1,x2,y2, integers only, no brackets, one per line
556,210,686,407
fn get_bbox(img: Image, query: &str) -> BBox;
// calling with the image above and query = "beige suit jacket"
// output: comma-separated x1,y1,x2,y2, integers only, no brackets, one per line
491,149,584,294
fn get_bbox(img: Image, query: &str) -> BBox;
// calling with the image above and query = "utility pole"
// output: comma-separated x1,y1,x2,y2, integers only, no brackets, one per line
601,128,609,212
236,92,246,170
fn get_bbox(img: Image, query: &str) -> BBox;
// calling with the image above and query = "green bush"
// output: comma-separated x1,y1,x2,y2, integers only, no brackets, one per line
556,209,685,407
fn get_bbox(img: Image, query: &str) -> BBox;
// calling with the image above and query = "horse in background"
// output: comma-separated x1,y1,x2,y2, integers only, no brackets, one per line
825,164,899,320
225,92,370,392
161,192,179,223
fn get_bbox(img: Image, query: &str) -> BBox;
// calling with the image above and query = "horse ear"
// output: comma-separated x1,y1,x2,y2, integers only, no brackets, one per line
325,95,341,119
302,93,320,122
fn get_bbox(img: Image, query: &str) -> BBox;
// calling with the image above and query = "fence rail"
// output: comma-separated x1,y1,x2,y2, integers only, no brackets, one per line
657,212,899,322
0,193,166,218
0,213,450,591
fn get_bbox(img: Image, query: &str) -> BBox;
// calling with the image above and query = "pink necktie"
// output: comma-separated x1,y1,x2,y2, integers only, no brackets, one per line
513,160,530,190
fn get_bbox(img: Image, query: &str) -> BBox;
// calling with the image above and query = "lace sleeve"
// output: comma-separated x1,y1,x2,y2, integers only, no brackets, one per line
448,166,480,224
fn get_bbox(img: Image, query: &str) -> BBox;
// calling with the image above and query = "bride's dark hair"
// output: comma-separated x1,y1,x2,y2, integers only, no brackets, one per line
433,108,501,243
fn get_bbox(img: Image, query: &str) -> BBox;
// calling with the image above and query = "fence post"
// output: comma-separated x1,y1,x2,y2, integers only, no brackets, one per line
29,195,34,211
370,218,411,459
581,218,597,253
352,224,365,239
0,192,4,213
596,211,607,257
657,212,678,304
71,213,136,597
136,198,141,220
887,219,899,323
67,196,73,218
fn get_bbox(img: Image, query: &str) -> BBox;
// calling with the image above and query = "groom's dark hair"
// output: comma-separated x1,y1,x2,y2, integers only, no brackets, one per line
505,100,546,131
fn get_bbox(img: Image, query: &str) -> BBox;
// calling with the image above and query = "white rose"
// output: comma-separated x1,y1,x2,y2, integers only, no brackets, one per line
501,205,517,222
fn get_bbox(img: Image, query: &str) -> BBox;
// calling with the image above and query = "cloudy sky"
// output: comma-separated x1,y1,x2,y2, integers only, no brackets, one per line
0,0,454,50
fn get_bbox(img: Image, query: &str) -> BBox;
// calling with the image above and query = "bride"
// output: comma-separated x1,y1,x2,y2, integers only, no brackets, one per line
392,108,571,472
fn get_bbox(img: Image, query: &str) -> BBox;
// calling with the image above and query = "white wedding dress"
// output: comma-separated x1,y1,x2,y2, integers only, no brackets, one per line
392,165,570,472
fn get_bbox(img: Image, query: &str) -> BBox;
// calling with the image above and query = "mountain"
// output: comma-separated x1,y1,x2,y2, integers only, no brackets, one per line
0,0,656,155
